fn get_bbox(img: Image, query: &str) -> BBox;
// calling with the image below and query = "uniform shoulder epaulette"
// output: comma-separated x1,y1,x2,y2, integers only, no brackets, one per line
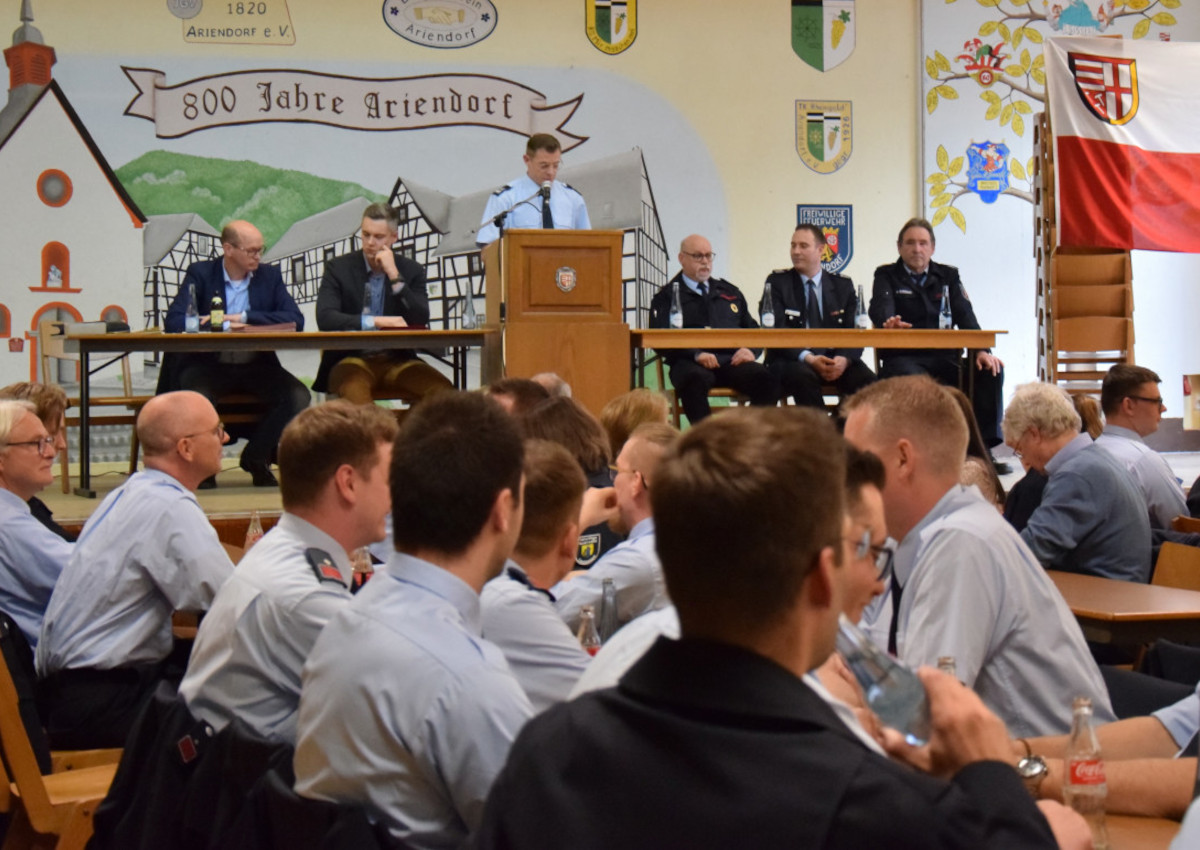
306,547,347,588
563,182,579,193
490,184,513,197
769,268,791,275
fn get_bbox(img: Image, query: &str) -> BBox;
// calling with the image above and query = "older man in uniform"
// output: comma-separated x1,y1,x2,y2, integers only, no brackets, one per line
648,234,776,424
179,401,397,743
37,391,235,749
476,133,590,246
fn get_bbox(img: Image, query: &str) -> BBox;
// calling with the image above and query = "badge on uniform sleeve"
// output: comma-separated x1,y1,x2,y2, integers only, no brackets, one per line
306,548,347,588
731,304,739,313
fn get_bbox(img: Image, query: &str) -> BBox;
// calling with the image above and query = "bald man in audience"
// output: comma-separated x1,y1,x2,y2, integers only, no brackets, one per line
843,376,1113,737
482,440,594,711
1003,381,1152,582
179,402,397,743
553,423,677,633
37,391,235,749
0,400,69,647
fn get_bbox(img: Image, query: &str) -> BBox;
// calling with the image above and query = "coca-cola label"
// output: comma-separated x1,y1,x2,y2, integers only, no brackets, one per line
1068,759,1106,785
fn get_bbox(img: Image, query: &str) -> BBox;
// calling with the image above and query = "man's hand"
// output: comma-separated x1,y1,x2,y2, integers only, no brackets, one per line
580,486,618,530
805,354,842,382
815,653,866,708
372,247,399,281
227,320,249,330
695,352,719,369
883,667,1012,780
882,315,913,329
975,351,1003,375
1035,801,1094,850
825,355,849,381
372,316,409,329
730,348,756,367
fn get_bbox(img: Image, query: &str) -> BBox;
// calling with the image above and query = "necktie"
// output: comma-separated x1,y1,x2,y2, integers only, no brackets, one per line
697,281,708,297
542,189,554,229
910,272,927,290
806,279,820,328
887,570,904,655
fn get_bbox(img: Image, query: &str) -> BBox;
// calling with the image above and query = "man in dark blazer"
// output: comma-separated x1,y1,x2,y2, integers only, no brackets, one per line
761,224,875,409
162,220,309,487
313,203,451,404
647,234,776,424
870,217,1005,455
477,408,1079,850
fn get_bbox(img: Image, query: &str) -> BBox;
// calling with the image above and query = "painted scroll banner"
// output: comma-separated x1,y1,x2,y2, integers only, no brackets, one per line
122,67,587,149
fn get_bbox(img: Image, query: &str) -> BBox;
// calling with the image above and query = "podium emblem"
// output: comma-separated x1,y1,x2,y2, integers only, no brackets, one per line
556,266,578,293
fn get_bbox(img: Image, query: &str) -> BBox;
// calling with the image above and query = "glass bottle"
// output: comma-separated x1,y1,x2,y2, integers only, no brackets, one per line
210,291,225,332
243,509,264,550
836,613,931,746
461,289,479,330
184,283,200,333
669,281,683,329
938,284,953,330
854,284,872,329
577,605,602,656
1064,696,1109,850
350,546,375,592
760,282,776,328
936,656,957,677
598,578,619,642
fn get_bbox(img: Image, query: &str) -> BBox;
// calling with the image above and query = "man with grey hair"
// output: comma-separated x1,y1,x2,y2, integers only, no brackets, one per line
844,376,1112,736
0,400,69,646
1003,381,1152,582
37,391,235,749
314,202,452,405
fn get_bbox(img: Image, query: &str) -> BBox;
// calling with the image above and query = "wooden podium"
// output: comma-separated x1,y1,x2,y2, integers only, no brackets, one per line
483,229,629,416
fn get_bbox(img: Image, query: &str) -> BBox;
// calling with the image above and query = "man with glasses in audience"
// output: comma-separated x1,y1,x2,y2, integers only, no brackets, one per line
648,234,777,424
162,219,309,488
844,376,1112,736
1095,364,1187,529
37,391,235,749
0,400,70,647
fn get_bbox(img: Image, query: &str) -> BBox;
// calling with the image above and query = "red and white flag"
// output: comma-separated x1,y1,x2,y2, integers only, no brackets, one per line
1046,36,1200,253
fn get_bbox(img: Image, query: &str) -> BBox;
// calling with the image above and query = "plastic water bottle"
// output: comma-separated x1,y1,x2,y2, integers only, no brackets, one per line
1064,696,1109,850
669,281,683,329
854,284,872,329
184,283,200,333
577,605,602,656
836,613,931,745
938,284,953,330
760,282,776,328
598,578,619,642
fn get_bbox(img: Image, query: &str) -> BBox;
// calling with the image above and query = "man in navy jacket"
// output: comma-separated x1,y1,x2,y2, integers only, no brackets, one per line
162,220,309,487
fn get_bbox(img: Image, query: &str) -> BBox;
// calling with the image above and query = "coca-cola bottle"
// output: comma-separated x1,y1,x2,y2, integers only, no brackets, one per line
243,509,264,550
1064,695,1109,850
577,605,601,656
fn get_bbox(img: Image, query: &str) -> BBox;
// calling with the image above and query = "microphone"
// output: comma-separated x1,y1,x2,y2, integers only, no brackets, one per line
540,181,551,200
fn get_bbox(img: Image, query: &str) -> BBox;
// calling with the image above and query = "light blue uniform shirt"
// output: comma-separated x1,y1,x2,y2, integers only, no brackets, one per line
862,484,1115,737
179,513,353,743
553,517,668,633
36,469,234,675
476,174,590,245
0,488,70,647
1095,424,1188,530
480,560,591,713
294,553,532,850
1153,680,1200,752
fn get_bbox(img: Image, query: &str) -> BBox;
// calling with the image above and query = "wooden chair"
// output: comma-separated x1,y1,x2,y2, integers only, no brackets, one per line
1047,316,1134,396
38,321,153,494
652,355,748,428
1171,516,1200,535
1152,542,1200,592
0,648,118,849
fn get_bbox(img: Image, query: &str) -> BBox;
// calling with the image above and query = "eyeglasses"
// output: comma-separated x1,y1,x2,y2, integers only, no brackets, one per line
1127,394,1164,407
237,246,264,257
182,422,226,441
847,528,894,582
1011,429,1030,461
683,252,716,262
4,435,56,455
608,463,644,487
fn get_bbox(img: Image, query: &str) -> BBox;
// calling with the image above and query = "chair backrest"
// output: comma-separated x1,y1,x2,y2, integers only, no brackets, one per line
38,319,136,397
1152,542,1200,592
0,620,56,831
1172,516,1200,535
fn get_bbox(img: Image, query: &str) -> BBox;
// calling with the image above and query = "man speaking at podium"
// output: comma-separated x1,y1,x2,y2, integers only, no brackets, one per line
476,134,590,246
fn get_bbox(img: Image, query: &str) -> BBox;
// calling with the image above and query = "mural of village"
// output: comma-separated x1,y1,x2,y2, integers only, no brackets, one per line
0,3,668,388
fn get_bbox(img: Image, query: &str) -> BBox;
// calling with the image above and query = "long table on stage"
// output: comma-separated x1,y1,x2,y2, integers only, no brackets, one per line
1048,570,1200,645
631,328,1003,385
66,329,498,497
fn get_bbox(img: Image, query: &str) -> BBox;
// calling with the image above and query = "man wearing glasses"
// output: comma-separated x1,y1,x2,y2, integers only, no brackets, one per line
162,219,310,488
844,376,1112,737
475,133,590,246
1094,364,1187,529
37,391,235,749
648,234,777,424
0,400,70,647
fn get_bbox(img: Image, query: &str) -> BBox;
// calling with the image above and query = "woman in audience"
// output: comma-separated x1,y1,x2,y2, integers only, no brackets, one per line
599,389,670,459
947,387,1006,509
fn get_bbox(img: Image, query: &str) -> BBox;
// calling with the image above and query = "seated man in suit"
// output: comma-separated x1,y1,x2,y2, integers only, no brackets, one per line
477,406,1079,849
313,202,452,405
162,220,310,487
869,217,1006,467
648,234,777,424
761,224,875,409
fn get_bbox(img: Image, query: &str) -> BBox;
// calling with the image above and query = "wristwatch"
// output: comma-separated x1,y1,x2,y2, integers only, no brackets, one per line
1016,754,1048,796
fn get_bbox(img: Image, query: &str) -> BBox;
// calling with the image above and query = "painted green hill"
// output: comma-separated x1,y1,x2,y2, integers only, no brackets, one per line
115,150,388,249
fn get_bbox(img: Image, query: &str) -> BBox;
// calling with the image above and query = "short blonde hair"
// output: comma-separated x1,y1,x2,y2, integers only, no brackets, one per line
842,375,968,478
1002,382,1081,443
600,389,670,457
